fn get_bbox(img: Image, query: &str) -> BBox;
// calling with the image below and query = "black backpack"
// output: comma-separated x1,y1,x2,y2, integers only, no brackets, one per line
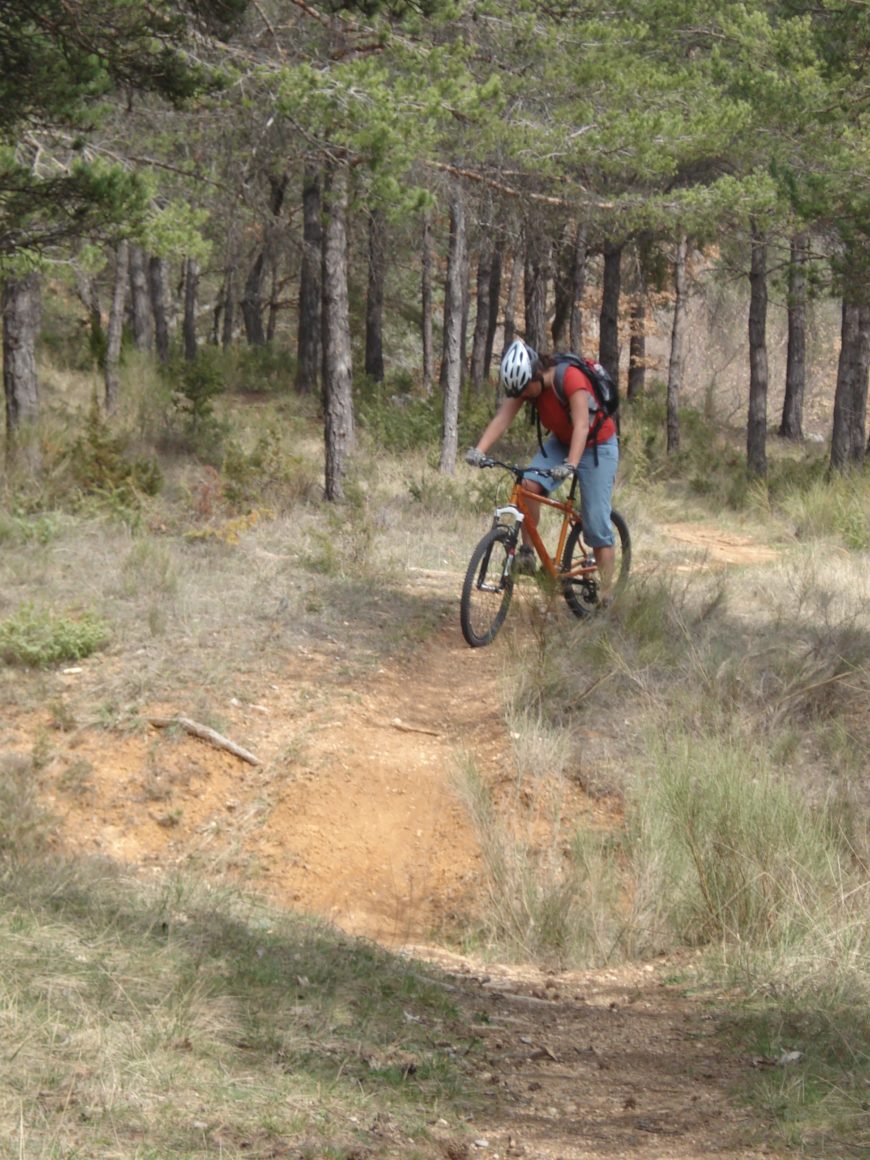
552,353,619,422
534,353,619,462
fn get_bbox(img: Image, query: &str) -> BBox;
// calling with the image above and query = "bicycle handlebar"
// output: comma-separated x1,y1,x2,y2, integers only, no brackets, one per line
477,457,560,479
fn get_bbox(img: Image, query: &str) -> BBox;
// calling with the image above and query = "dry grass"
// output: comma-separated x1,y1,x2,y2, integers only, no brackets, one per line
490,490,869,1155
0,759,478,1159
453,755,625,967
0,455,468,734
2,348,869,1156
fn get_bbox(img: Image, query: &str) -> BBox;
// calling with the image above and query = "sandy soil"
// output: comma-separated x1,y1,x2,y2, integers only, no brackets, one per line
8,523,788,1159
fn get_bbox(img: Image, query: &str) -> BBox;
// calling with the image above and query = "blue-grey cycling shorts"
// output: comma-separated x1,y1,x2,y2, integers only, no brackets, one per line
524,433,619,548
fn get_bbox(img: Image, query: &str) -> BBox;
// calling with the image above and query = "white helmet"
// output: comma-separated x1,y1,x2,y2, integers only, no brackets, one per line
499,339,539,397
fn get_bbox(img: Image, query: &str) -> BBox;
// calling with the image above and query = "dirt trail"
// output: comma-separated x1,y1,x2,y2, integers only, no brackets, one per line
17,525,785,1158
420,950,770,1160
247,597,505,942
33,580,504,943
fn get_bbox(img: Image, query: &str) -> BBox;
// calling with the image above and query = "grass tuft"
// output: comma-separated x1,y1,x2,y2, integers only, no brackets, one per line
629,729,861,950
455,756,626,968
781,472,870,550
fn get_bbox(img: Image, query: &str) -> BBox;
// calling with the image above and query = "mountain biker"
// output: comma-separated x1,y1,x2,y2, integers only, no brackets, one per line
464,338,619,604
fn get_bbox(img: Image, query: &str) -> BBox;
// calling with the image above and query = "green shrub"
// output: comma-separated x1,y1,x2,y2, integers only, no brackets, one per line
356,377,497,455
66,397,163,506
766,451,827,500
38,292,103,373
458,386,502,450
357,378,443,451
222,427,318,509
300,504,373,575
405,467,495,516
0,511,62,546
617,393,755,508
0,604,110,667
159,350,228,458
225,345,297,394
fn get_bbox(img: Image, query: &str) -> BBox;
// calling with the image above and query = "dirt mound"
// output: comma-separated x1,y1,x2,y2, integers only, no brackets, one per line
24,522,779,943
32,573,506,944
8,525,786,1157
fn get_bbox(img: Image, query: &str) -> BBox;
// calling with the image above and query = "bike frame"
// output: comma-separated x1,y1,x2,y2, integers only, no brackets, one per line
495,476,596,581
461,457,629,647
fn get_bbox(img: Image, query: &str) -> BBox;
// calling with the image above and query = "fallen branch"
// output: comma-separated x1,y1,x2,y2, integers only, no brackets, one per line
492,991,555,1008
775,668,859,707
389,717,441,737
147,716,262,766
577,669,617,703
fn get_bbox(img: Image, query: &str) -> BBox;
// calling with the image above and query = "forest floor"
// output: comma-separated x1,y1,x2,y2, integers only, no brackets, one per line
10,522,790,1159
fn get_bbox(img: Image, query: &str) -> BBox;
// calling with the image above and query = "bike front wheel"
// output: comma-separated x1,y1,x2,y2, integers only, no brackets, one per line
460,526,516,647
561,510,631,618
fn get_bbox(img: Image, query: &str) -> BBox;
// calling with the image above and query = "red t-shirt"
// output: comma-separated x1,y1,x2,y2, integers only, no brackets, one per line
536,364,617,446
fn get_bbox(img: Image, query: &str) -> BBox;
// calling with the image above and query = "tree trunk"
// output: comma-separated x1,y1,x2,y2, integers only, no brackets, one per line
628,296,646,401
182,256,199,362
321,164,354,501
421,209,434,394
148,255,171,362
779,232,808,440
3,273,41,449
241,252,266,346
105,240,128,412
484,246,502,381
852,307,870,465
74,265,105,370
747,222,769,477
570,224,588,354
296,166,322,394
220,266,235,350
551,222,577,349
439,189,466,474
830,298,870,473
266,263,281,343
128,244,152,352
460,228,471,381
364,208,386,382
211,266,233,348
211,285,223,346
523,228,549,352
667,234,688,455
599,240,622,382
503,251,520,351
242,172,287,349
469,242,493,389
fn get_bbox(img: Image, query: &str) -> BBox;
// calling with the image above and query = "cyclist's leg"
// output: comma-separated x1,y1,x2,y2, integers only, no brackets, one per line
518,480,544,551
576,438,619,601
522,434,567,548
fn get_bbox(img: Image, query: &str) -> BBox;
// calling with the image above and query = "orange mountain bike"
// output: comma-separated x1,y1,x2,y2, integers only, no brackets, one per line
460,458,631,648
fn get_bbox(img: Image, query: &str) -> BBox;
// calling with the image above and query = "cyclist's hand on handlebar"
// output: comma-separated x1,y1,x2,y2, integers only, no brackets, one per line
550,461,577,482
464,447,488,468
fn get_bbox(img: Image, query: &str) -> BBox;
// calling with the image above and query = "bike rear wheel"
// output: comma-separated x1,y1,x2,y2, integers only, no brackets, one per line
460,526,516,647
561,510,631,618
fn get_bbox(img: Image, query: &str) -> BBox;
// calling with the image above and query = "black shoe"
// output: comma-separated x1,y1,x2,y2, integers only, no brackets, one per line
514,545,537,575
